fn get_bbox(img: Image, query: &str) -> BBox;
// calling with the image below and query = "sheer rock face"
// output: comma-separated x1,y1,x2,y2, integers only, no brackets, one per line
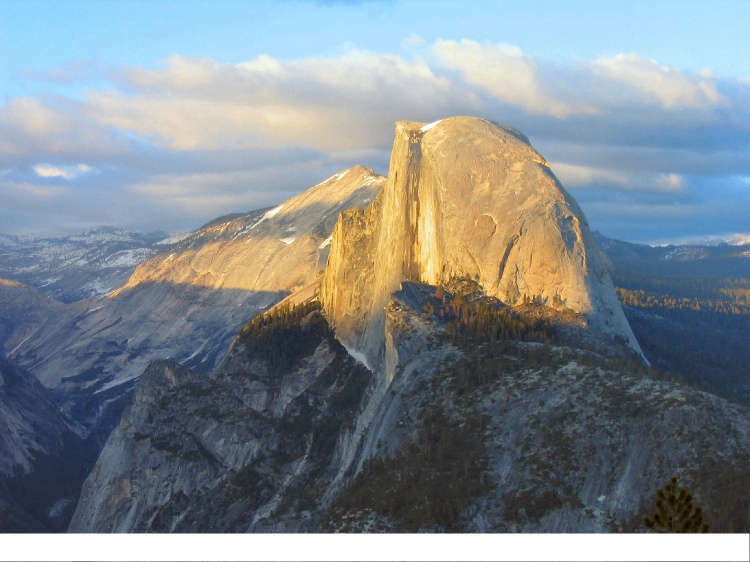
322,117,642,371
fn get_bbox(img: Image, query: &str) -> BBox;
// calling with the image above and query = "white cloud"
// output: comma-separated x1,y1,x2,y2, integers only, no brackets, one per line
0,98,70,156
1,179,64,200
655,173,684,192
551,162,685,193
588,53,725,109
127,158,340,218
94,51,459,152
551,162,632,188
20,60,109,84
1,42,748,241
433,39,588,118
0,97,129,159
33,163,93,180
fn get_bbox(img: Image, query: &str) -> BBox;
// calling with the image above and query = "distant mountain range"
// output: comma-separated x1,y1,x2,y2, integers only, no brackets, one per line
2,226,747,311
593,231,750,278
0,227,168,303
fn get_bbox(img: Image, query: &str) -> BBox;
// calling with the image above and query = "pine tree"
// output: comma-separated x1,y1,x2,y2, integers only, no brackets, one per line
644,476,711,533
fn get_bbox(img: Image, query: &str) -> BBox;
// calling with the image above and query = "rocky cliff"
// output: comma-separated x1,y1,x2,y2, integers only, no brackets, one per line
322,118,641,372
1,166,383,531
69,306,373,532
69,286,750,533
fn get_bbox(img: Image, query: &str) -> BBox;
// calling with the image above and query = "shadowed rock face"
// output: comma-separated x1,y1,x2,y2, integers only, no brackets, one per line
69,311,375,533
0,355,92,532
322,117,642,371
67,294,750,533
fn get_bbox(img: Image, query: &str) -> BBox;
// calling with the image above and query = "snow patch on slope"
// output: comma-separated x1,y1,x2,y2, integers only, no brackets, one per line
319,235,333,249
157,232,192,245
420,120,442,132
103,250,151,268
251,204,284,230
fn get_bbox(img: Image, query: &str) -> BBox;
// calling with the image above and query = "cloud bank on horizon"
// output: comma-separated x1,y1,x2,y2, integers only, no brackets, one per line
1,37,749,243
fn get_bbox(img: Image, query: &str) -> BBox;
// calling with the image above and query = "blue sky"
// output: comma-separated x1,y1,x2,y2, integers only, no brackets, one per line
1,0,749,243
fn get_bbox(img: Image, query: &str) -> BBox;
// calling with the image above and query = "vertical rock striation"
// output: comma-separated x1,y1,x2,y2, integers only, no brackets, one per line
322,117,642,371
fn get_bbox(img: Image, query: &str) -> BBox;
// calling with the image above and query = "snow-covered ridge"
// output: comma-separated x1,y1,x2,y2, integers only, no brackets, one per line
0,234,20,247
65,226,159,245
652,232,750,247
314,168,356,188
0,226,165,301
103,249,155,268
663,247,708,261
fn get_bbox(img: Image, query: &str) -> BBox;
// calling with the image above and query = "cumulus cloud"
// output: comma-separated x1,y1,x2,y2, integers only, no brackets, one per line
433,39,589,118
94,51,462,152
1,41,749,242
0,97,130,163
402,33,426,48
20,60,110,84
33,163,93,180
1,180,64,201
128,159,333,219
551,163,632,189
588,53,725,109
550,163,684,193
0,176,68,234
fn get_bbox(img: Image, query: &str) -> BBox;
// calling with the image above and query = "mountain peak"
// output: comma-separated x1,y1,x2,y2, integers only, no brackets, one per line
397,116,533,146
322,117,643,371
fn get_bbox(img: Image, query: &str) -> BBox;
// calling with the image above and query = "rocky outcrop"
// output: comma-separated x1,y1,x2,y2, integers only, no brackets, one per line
322,118,641,372
114,166,383,297
326,294,750,533
68,288,750,533
69,307,373,533
2,166,383,531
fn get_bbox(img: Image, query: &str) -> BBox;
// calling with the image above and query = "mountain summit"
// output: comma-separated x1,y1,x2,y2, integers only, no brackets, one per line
323,117,642,371
66,118,750,534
